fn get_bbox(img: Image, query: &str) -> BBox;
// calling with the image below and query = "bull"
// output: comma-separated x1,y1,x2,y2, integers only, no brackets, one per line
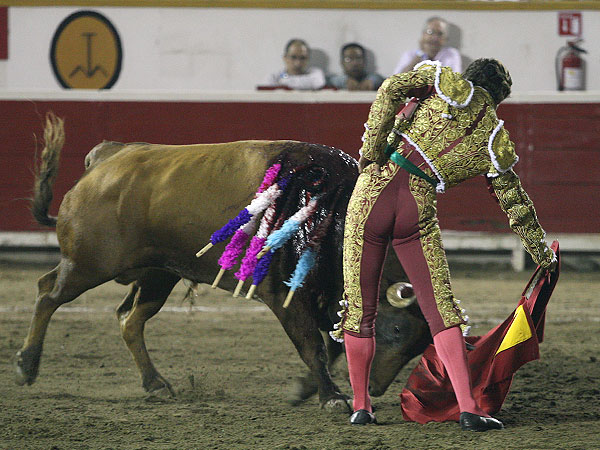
15,113,431,411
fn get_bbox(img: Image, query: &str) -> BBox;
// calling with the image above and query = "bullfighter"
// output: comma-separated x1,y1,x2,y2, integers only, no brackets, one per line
331,58,557,430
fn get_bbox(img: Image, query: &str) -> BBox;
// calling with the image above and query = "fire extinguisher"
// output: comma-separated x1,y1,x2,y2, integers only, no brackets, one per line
556,39,587,91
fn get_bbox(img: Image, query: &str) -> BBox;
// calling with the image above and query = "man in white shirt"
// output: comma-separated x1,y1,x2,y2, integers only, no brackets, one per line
393,17,462,74
264,39,326,90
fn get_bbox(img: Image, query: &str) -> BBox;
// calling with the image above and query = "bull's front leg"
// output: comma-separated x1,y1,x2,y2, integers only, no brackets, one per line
290,331,344,406
269,292,351,413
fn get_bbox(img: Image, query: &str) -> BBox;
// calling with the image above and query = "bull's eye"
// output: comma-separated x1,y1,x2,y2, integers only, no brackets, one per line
394,326,401,335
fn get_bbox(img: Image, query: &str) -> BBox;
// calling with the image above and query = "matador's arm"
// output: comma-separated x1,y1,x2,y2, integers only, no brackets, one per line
360,67,434,163
488,170,556,269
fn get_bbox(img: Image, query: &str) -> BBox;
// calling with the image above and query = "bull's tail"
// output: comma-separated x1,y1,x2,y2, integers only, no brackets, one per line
31,112,65,227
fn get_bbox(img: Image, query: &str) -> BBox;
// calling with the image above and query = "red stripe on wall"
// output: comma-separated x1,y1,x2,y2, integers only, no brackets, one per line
0,99,598,233
0,7,7,60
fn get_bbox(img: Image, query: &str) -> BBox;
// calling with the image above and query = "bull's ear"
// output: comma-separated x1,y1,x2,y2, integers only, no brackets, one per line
386,282,416,308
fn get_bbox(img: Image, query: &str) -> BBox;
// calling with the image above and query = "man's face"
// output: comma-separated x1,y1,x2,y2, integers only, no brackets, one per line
419,19,448,58
284,43,309,75
342,47,366,80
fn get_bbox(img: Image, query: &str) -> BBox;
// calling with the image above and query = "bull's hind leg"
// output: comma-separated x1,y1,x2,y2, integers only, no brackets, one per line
15,259,108,386
116,269,180,397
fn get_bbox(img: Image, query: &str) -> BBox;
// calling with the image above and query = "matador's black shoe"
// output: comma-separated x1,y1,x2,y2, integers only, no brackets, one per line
459,412,504,431
350,409,377,425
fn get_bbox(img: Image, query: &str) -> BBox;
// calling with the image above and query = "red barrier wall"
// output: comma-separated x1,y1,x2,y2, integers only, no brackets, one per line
0,7,7,60
1,98,599,233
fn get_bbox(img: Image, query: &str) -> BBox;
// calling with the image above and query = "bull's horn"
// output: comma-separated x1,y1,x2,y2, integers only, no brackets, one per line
283,290,295,308
245,284,257,299
256,246,271,259
211,268,225,289
233,280,244,297
386,282,416,308
196,242,213,257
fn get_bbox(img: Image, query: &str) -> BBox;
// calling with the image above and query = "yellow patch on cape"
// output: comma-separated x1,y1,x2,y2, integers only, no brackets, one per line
495,305,533,355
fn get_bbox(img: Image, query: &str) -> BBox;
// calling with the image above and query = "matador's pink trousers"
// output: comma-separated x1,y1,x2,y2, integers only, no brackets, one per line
342,148,486,417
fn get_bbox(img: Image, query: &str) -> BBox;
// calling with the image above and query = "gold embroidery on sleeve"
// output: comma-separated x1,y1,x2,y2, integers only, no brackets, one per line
491,170,555,268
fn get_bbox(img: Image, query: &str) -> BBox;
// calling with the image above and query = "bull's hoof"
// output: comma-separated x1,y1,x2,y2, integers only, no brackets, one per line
145,386,176,403
15,362,32,386
287,397,303,407
14,347,41,386
321,397,352,413
143,375,176,398
287,376,318,406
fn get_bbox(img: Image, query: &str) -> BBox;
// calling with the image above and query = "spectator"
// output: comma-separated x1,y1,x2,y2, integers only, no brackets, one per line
328,43,384,91
264,39,326,90
393,17,462,74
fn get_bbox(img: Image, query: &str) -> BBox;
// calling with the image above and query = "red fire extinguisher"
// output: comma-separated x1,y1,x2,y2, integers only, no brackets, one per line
556,39,587,91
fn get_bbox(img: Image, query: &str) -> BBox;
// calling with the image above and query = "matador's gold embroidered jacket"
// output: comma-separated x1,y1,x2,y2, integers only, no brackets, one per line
360,60,555,268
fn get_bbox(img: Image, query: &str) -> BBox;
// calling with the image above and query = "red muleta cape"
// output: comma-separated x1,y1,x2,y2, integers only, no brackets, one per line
400,241,560,423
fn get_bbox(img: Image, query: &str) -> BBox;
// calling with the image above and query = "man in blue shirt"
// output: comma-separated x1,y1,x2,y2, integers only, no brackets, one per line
328,43,384,91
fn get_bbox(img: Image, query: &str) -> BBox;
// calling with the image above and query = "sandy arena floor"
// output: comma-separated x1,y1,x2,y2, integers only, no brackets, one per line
1,263,598,450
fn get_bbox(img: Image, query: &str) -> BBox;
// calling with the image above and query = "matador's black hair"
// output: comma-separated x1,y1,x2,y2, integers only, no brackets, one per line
463,58,512,105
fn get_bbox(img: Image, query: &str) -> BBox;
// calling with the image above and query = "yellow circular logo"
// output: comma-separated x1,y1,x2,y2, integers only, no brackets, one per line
50,11,122,89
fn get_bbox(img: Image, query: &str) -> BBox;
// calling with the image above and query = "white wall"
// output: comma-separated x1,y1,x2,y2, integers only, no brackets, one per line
4,7,600,92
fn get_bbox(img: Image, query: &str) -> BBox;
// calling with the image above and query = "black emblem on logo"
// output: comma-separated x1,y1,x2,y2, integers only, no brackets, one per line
68,32,109,79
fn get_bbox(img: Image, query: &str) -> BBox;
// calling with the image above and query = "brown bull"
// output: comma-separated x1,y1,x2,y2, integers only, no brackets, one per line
15,113,431,410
